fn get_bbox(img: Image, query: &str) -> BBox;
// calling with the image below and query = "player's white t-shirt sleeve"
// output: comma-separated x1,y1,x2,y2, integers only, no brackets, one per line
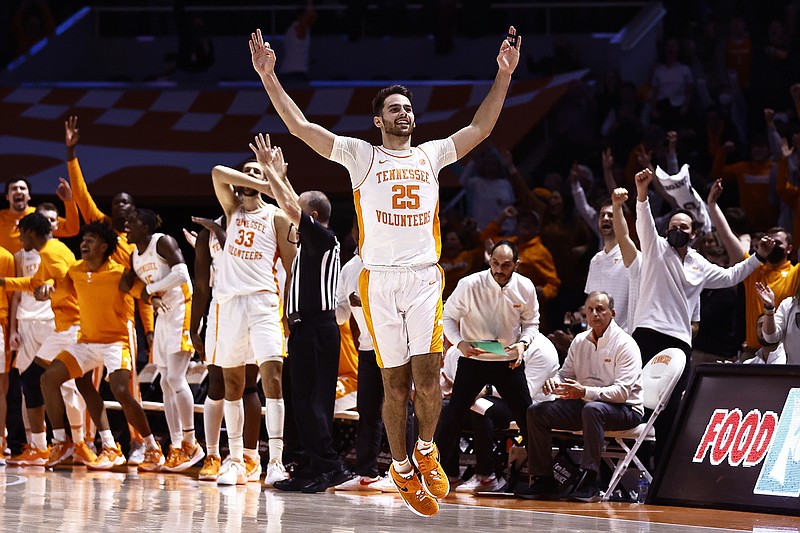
330,135,374,188
418,138,458,176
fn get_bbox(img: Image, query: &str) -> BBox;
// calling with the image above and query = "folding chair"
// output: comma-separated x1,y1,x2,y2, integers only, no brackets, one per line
599,347,686,500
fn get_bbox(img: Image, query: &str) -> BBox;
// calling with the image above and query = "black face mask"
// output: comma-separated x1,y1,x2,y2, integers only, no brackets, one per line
767,245,786,264
666,228,691,248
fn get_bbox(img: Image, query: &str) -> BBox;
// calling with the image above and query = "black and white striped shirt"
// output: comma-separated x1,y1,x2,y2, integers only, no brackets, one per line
286,212,340,316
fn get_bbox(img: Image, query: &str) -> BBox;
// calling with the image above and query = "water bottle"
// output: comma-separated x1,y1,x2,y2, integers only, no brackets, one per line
636,472,649,504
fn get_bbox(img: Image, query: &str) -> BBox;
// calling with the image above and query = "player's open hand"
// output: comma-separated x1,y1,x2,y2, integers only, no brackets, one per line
497,26,521,74
250,29,276,76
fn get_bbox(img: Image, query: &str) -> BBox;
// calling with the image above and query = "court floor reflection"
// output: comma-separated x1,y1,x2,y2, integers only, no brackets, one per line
0,467,796,533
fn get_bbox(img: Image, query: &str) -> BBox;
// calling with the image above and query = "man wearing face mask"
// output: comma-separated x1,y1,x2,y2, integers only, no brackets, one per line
633,168,775,466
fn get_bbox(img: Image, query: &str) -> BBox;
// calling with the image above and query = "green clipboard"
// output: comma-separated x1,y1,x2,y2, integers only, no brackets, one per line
468,340,507,356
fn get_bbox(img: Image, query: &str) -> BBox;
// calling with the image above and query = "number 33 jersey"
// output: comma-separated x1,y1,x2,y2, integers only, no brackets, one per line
215,204,281,299
330,136,457,269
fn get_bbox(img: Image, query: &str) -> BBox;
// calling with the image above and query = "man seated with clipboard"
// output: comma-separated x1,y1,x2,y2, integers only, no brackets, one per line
437,240,558,491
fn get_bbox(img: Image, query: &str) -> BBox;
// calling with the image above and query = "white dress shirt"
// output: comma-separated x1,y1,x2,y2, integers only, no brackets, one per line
443,269,539,363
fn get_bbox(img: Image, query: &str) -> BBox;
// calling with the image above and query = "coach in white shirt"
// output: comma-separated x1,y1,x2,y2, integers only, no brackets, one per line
518,291,642,503
438,240,549,478
632,168,774,464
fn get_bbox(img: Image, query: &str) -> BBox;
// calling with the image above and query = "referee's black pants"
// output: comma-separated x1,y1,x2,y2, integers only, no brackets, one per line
287,311,343,477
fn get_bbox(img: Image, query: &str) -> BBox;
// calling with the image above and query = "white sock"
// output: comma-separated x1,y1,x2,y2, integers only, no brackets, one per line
417,438,434,455
71,425,85,443
33,431,48,448
159,370,183,448
393,457,412,476
223,399,244,461
144,434,158,450
61,380,86,441
99,429,115,449
244,448,259,461
265,398,284,462
203,397,224,456
167,352,195,444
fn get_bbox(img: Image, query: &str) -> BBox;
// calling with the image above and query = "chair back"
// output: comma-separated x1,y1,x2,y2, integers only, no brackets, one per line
641,348,686,411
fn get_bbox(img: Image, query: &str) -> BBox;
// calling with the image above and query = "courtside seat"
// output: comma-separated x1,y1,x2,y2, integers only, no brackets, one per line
552,348,686,500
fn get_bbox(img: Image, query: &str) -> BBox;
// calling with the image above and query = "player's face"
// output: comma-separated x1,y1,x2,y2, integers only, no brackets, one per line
585,293,615,336
111,193,134,221
6,180,30,212
125,213,149,243
598,205,614,237
376,94,414,138
37,208,59,232
237,162,263,197
80,232,108,262
489,244,518,287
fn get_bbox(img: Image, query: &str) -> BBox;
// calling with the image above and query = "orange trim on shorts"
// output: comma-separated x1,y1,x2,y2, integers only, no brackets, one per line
354,189,365,254
211,302,220,365
429,265,445,354
120,342,133,371
180,285,193,353
55,349,83,380
358,269,383,368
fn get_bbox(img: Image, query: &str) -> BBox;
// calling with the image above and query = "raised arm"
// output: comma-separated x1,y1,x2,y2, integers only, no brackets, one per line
64,115,108,224
706,179,746,262
450,27,521,159
54,177,80,238
611,188,639,267
211,164,270,221
251,133,302,227
250,28,335,158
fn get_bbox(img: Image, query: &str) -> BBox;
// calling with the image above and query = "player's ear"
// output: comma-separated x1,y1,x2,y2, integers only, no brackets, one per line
373,116,382,129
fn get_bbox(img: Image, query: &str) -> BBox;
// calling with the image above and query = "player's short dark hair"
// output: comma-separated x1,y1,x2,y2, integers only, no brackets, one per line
81,221,118,261
372,84,413,116
134,208,161,233
18,212,51,237
5,176,31,195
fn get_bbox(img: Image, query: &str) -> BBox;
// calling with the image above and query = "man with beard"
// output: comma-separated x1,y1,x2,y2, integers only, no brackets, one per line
632,167,775,465
725,227,799,358
209,152,296,486
438,240,556,491
249,24,521,517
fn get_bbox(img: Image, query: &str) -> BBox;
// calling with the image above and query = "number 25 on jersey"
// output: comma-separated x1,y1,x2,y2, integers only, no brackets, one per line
392,184,420,210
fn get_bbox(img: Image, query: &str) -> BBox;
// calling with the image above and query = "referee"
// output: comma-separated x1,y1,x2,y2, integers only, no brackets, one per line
250,134,353,492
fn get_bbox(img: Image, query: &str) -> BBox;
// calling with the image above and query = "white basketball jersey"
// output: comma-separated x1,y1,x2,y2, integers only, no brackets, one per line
132,233,193,307
330,136,457,268
16,249,54,321
215,204,281,298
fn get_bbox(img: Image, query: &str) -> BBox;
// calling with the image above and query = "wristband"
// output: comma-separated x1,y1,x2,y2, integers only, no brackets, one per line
754,252,767,263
